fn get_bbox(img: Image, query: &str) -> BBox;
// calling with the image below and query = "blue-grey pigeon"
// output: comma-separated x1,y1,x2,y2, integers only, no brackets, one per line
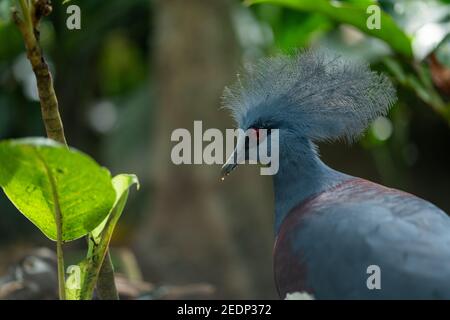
221,50,450,299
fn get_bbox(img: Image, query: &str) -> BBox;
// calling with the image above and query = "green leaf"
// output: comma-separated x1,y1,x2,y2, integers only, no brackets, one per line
81,174,139,300
0,138,116,241
0,0,13,25
247,0,413,58
66,175,138,300
92,174,139,242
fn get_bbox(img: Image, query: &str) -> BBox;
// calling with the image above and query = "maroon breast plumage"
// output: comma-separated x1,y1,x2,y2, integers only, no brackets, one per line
273,178,406,298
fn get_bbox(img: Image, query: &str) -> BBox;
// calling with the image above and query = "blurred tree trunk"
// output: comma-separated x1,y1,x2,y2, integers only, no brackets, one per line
134,0,275,298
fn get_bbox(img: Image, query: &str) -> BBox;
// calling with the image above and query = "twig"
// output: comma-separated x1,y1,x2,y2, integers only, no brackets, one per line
37,150,66,300
13,0,67,301
12,0,118,300
13,0,67,145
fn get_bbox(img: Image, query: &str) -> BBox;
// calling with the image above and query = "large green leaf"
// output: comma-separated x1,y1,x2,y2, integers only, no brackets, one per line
247,0,413,58
0,138,116,241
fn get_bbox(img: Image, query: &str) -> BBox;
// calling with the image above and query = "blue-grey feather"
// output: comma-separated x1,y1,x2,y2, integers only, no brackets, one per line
222,50,397,142
223,50,450,299
292,186,450,299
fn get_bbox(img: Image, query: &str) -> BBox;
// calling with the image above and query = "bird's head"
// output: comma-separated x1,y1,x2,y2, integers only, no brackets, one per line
221,50,396,178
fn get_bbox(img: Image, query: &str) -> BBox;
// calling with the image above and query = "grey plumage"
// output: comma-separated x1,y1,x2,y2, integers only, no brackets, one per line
221,50,450,299
222,50,396,142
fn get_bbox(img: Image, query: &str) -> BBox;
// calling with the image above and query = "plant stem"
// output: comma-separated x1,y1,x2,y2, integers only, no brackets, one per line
56,241,66,299
13,0,118,300
36,150,66,300
96,252,119,300
13,0,67,300
14,0,67,145
82,190,130,299
18,0,32,30
82,246,119,300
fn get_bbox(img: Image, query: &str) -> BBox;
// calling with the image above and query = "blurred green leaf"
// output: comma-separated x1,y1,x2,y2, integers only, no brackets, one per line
255,5,332,50
383,57,450,122
436,37,450,67
98,32,146,96
0,138,116,241
0,95,13,138
335,0,378,8
247,0,413,58
0,0,13,25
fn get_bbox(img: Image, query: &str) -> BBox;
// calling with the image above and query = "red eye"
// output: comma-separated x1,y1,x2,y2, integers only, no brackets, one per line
252,128,261,141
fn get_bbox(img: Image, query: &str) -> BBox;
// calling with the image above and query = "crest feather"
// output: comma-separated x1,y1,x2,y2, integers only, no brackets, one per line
222,50,397,142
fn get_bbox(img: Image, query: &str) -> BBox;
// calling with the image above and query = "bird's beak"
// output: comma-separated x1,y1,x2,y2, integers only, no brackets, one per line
221,158,237,180
221,132,246,180
221,149,238,180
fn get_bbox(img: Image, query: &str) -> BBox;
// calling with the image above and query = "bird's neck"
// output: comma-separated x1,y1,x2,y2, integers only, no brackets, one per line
273,139,348,234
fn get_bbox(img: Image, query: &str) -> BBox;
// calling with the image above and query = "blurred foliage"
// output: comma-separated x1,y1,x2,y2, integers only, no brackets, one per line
248,0,413,57
98,32,146,96
247,0,450,125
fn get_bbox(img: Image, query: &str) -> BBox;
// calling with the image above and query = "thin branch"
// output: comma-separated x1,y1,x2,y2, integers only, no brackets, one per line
35,150,66,300
13,0,67,145
13,0,119,301
13,0,68,300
